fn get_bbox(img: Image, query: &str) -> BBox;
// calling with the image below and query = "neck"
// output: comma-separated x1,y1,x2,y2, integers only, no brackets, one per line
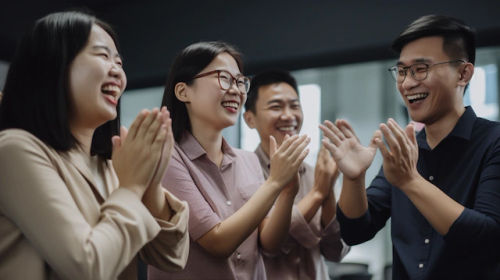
70,125,95,155
191,124,224,167
424,107,465,149
260,141,270,158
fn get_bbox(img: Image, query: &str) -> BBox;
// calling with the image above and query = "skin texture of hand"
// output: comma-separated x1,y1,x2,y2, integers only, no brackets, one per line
268,134,310,190
313,145,339,198
319,119,380,180
111,108,167,198
376,118,420,189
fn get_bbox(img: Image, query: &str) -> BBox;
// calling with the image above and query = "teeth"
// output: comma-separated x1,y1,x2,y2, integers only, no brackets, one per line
407,93,428,101
101,85,120,95
278,126,295,131
222,101,239,109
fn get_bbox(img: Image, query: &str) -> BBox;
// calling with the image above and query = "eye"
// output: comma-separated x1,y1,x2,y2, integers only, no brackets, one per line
98,52,109,59
397,68,406,76
291,104,301,110
219,72,230,81
414,65,428,73
268,105,282,111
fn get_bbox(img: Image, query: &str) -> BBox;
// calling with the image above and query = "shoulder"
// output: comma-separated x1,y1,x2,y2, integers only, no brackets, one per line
0,128,51,152
473,118,500,144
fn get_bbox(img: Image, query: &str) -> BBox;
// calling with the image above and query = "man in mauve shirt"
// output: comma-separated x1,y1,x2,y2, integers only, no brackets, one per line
244,70,350,280
320,15,500,279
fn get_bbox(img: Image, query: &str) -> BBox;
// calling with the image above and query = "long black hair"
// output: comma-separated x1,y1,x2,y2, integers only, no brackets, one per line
0,11,121,159
162,41,243,142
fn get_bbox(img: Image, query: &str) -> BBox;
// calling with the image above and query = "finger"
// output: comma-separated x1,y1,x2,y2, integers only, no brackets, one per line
292,147,309,168
369,130,382,149
380,123,401,156
406,123,417,146
127,110,148,140
319,124,342,146
387,119,409,148
120,125,129,140
283,135,309,158
135,108,159,140
322,138,339,155
324,120,345,141
145,110,164,145
336,119,360,142
278,134,300,153
269,135,277,157
374,135,391,159
111,135,121,154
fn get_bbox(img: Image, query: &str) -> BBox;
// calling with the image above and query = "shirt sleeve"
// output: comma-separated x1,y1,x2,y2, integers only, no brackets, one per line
140,189,190,272
161,148,221,241
444,139,500,258
319,216,350,262
337,167,392,245
0,132,160,280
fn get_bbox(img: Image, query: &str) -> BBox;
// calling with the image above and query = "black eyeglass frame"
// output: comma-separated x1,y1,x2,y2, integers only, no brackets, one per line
388,59,466,83
192,69,250,94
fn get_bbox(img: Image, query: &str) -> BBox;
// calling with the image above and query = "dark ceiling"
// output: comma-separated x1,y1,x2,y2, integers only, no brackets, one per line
2,0,500,89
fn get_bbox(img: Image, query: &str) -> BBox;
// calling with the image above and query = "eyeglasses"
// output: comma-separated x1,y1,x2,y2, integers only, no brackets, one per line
388,59,465,83
192,69,250,95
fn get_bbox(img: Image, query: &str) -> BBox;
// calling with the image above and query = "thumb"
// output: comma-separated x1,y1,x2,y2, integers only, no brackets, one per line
269,135,277,156
120,126,129,141
111,135,121,154
370,129,382,149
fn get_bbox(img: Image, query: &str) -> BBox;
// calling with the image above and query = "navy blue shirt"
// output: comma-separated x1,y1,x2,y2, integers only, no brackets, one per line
337,107,500,280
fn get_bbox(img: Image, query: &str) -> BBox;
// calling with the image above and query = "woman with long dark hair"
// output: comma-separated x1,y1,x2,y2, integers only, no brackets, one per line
0,11,188,279
148,41,309,279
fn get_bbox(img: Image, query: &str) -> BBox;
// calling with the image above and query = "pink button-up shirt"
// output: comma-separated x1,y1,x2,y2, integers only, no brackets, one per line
255,145,350,280
149,132,267,280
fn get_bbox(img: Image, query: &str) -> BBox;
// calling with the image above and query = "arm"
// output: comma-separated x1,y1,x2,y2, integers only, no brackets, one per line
0,132,160,280
197,135,309,257
139,188,190,271
319,119,380,218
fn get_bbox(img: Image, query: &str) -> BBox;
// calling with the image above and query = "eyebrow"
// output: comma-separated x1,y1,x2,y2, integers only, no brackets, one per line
92,45,122,59
266,98,300,105
396,58,431,66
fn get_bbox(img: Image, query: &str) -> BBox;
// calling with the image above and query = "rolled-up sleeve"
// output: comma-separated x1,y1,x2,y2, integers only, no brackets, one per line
140,189,190,272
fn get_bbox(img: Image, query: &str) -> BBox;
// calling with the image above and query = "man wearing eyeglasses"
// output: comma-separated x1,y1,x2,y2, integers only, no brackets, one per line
320,15,500,279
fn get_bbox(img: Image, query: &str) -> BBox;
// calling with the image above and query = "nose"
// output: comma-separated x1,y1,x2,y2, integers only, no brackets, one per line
227,79,245,97
401,72,419,91
280,107,294,120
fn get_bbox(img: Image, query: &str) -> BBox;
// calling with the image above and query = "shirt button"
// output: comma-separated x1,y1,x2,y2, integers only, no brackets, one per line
226,200,232,206
429,175,434,181
236,252,241,260
424,238,430,244
419,263,424,269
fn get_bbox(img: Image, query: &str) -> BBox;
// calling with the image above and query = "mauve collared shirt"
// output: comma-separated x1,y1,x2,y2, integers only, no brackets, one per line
149,132,267,280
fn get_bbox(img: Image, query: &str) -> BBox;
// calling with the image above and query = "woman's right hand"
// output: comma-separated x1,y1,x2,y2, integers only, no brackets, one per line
111,108,168,198
267,135,310,190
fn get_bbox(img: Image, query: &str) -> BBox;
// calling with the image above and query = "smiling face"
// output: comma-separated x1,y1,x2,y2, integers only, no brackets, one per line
68,24,126,130
181,52,246,132
244,82,302,155
397,36,466,125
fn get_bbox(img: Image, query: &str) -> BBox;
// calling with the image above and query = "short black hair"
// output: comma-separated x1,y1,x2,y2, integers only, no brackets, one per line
0,11,120,159
392,15,476,64
162,41,243,142
245,69,298,113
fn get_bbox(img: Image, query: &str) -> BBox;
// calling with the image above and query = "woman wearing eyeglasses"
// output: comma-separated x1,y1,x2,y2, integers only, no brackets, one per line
148,41,310,279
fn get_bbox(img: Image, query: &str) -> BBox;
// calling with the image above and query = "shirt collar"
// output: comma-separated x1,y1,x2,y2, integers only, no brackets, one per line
178,131,236,161
417,106,476,147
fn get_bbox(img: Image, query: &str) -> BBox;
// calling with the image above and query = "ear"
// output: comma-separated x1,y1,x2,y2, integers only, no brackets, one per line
243,110,256,128
458,62,474,87
174,82,190,102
